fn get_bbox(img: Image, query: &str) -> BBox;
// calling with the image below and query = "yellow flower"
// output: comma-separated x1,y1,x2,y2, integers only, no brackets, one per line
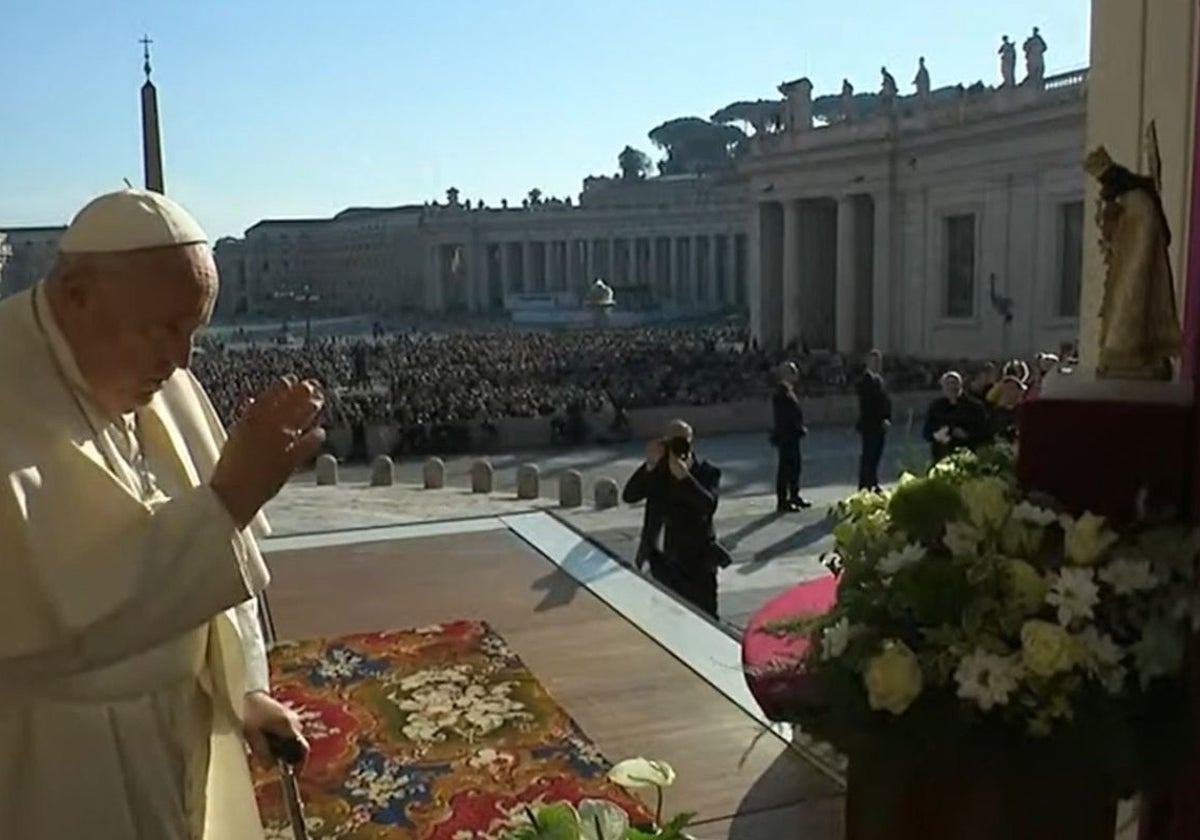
897,472,919,487
863,640,923,715
1020,620,1075,677
1062,512,1118,565
1005,559,1048,615
960,477,1010,531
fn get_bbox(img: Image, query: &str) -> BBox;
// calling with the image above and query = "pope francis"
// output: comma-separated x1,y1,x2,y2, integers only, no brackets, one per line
0,189,326,839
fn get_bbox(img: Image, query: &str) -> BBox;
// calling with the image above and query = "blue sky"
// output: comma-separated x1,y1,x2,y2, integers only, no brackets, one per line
1,0,1089,239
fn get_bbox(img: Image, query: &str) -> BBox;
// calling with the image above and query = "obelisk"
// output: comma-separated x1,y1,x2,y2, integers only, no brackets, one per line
139,35,165,194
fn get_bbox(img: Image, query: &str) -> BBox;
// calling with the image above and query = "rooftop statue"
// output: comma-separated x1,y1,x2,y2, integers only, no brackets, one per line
880,67,898,104
999,35,1017,87
840,79,856,121
1023,27,1047,87
913,57,931,100
1088,123,1182,381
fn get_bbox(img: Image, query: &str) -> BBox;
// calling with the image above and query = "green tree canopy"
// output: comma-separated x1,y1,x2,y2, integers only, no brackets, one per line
647,117,747,176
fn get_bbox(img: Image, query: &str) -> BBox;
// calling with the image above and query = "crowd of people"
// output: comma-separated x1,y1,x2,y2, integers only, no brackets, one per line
922,350,1071,460
191,325,992,458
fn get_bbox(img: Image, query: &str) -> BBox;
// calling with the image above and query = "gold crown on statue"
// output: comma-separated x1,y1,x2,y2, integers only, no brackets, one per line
1084,146,1115,178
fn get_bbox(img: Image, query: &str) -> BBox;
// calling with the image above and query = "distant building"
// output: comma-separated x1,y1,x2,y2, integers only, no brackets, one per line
0,226,65,299
213,175,750,320
744,64,1088,360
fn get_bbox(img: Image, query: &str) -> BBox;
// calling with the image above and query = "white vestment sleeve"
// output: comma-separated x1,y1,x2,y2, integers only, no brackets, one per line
233,597,270,693
0,479,270,682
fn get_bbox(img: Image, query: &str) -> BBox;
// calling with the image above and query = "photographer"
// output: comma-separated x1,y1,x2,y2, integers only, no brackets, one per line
622,419,728,619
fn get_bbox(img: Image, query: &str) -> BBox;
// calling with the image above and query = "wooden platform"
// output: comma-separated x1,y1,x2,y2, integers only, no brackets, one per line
262,519,844,839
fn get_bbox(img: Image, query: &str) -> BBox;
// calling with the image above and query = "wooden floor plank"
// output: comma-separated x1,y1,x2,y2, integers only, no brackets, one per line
265,529,843,831
692,798,844,840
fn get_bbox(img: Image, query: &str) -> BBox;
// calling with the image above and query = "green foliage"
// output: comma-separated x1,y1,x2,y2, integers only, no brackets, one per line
756,442,1197,796
646,117,747,176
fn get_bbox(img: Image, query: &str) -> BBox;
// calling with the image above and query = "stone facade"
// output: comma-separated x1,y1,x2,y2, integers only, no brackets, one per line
213,175,750,319
743,69,1088,360
0,226,65,299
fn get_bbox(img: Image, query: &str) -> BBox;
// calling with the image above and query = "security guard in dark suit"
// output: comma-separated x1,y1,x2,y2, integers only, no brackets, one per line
856,349,892,492
771,362,810,512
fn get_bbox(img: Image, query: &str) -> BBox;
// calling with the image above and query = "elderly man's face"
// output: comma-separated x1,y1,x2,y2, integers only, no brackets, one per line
60,243,217,413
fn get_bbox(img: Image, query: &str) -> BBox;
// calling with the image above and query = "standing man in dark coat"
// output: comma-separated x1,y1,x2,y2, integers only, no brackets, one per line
622,420,726,618
771,362,811,512
856,349,892,492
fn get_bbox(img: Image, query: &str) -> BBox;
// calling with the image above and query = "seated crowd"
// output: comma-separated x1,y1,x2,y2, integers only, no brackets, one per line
191,325,1018,458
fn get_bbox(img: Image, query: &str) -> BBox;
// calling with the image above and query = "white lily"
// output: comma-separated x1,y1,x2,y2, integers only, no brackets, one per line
608,757,676,826
577,799,630,840
607,757,676,789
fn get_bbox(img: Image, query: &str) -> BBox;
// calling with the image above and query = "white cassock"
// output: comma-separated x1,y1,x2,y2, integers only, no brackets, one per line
0,282,271,840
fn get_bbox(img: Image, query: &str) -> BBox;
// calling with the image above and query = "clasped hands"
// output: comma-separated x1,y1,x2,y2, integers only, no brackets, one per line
211,375,326,530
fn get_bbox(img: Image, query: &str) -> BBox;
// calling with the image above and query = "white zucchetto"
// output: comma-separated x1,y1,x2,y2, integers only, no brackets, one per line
58,188,208,254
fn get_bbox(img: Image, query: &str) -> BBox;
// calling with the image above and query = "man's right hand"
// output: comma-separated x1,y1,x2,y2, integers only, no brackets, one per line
645,439,666,468
211,376,327,529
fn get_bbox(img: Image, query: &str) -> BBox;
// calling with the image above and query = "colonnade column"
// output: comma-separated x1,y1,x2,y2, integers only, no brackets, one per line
835,197,858,353
781,200,801,346
521,241,533,293
872,192,892,351
586,239,597,284
650,236,661,301
707,234,719,304
725,234,737,304
670,237,682,304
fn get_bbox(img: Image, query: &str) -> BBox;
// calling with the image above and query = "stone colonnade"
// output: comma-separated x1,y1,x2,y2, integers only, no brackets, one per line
753,193,891,354
426,232,749,312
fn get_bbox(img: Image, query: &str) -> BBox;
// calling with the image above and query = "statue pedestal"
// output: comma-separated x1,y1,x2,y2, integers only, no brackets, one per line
1017,376,1194,522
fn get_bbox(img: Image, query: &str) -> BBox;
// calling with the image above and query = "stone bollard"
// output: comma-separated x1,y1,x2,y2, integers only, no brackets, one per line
559,470,583,508
593,477,620,510
516,463,540,500
470,459,494,494
370,455,395,487
423,457,446,489
315,453,339,486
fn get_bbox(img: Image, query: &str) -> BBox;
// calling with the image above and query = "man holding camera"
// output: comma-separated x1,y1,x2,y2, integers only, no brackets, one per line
622,420,727,619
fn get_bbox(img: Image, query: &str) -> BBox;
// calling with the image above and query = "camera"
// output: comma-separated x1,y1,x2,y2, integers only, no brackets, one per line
665,436,691,458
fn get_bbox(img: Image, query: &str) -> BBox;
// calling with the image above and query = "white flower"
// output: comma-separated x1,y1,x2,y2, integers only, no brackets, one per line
821,618,851,660
607,758,676,789
1132,619,1186,687
878,543,925,576
1046,567,1100,626
954,650,1024,711
1061,511,1119,565
578,799,630,840
1012,501,1057,527
1074,626,1126,693
943,521,983,557
1075,626,1123,670
1098,557,1160,595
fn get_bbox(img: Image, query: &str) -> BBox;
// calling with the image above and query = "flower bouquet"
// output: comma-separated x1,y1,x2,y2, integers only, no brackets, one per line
762,445,1198,840
504,758,695,840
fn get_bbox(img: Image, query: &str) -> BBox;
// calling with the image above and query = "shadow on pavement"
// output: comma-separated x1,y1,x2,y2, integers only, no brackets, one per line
742,518,835,571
